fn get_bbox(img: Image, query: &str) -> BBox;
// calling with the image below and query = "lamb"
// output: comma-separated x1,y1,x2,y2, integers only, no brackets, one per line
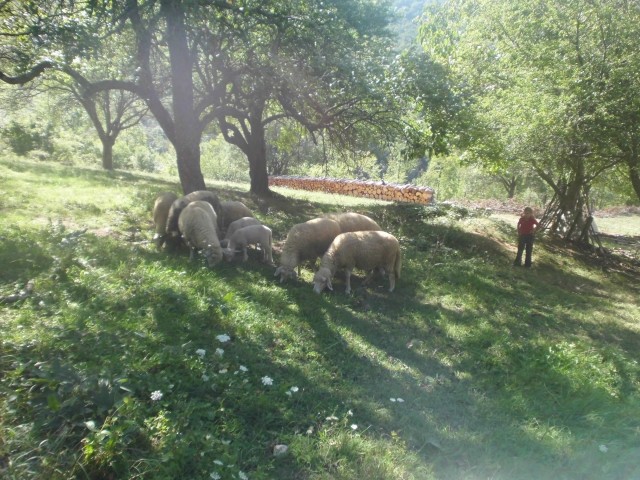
165,190,222,250
178,200,223,267
312,231,401,295
223,224,274,264
152,191,178,250
323,212,382,233
274,217,341,282
221,216,262,248
218,201,254,233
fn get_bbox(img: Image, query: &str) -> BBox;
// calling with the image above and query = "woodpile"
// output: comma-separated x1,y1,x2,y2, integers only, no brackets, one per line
269,176,434,205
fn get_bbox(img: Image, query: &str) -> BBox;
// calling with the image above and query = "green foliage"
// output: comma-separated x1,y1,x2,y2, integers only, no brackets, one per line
3,120,54,156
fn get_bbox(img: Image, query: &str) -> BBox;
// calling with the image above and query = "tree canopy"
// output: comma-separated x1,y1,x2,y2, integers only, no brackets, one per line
421,0,640,238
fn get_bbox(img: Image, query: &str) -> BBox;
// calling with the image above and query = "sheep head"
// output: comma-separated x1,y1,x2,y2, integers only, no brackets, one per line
222,247,235,262
312,267,333,294
274,266,297,283
203,244,222,267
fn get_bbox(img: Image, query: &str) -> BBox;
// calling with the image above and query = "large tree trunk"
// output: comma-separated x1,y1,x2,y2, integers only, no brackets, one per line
161,0,206,195
246,118,272,197
101,136,114,170
543,156,593,242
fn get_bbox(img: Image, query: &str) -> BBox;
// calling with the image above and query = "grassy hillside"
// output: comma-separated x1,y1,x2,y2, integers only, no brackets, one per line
1,157,639,480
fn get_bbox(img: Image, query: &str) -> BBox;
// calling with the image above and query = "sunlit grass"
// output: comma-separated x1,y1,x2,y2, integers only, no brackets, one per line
1,156,639,479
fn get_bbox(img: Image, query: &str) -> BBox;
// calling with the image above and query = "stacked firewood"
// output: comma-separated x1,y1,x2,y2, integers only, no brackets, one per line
269,176,434,205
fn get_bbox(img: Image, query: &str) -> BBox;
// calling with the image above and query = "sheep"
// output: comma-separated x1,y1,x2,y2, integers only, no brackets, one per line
312,231,401,295
178,200,223,267
223,224,274,264
274,217,341,283
165,190,222,250
152,191,178,250
323,212,382,233
218,201,254,234
221,216,262,248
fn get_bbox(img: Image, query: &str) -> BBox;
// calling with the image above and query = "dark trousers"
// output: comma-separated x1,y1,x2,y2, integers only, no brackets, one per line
514,234,534,267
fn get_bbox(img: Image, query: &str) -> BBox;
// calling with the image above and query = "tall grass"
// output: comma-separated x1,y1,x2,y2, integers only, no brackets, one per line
1,157,639,479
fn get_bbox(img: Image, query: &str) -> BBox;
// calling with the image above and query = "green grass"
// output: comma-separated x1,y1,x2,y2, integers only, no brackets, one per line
1,157,639,479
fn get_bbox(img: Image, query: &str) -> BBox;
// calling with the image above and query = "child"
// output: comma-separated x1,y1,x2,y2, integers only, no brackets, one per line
514,207,539,267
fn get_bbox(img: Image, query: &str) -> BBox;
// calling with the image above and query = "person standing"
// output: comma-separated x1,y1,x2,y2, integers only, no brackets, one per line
514,207,539,268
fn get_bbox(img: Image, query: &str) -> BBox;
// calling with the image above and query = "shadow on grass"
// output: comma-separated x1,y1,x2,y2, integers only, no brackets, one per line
2,199,639,479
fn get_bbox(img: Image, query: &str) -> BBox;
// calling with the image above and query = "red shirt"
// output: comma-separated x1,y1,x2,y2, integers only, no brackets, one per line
517,216,539,235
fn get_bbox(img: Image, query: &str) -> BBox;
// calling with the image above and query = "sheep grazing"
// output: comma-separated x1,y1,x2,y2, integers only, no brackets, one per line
221,216,261,248
312,230,401,295
223,224,274,264
274,217,341,283
323,212,382,233
165,190,222,250
178,200,223,267
152,191,178,250
218,201,254,234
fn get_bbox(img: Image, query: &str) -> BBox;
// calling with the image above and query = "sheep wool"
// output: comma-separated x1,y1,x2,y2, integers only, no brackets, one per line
323,212,382,233
165,190,222,250
274,217,341,282
152,191,178,250
223,224,273,264
312,230,401,294
218,201,254,233
178,200,223,267
223,217,262,243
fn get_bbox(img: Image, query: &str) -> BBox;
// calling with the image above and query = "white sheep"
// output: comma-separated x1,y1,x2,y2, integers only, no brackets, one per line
323,212,382,233
221,216,262,248
274,217,341,282
178,200,223,267
223,224,274,264
152,191,178,250
218,201,254,234
312,231,401,295
165,190,222,250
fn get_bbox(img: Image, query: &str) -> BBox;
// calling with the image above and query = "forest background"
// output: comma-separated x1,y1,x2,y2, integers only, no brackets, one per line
1,0,639,213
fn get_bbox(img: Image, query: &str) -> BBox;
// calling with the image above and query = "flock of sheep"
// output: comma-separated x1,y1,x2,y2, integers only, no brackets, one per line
152,190,401,294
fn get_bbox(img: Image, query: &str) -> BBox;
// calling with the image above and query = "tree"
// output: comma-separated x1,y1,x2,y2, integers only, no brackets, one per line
422,0,640,240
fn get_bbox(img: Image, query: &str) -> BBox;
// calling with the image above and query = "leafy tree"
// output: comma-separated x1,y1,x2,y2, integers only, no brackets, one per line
422,0,640,239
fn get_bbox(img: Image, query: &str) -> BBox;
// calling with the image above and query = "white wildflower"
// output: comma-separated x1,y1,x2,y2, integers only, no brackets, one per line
397,398,404,403
150,390,163,401
216,334,231,343
215,348,224,357
351,424,358,430
239,365,248,372
599,444,608,453
238,471,249,480
210,473,221,480
390,398,397,402
290,386,299,393
219,368,228,374
261,376,274,386
201,374,210,382
213,459,224,466
196,349,206,357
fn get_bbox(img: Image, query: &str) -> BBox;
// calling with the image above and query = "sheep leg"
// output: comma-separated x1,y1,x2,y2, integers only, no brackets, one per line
344,269,352,294
242,246,249,262
189,247,196,262
388,272,396,292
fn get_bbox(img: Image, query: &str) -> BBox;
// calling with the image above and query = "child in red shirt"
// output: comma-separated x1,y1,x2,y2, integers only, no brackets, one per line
514,207,539,267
